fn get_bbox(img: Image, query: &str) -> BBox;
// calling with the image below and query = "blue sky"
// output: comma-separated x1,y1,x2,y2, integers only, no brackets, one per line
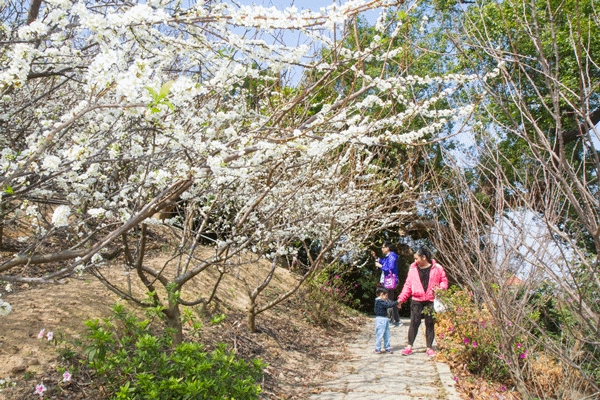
234,0,344,11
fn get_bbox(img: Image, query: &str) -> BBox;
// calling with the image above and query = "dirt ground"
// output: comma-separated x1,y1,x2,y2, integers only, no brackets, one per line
0,230,367,400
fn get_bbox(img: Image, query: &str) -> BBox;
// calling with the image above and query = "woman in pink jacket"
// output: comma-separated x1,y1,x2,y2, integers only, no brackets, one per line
397,247,448,357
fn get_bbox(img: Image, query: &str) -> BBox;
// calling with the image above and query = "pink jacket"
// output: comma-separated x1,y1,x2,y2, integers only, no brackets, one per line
397,260,448,303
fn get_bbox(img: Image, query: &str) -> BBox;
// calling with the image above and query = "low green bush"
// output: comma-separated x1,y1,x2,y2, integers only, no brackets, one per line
59,304,264,400
436,287,527,383
297,264,358,326
435,286,573,396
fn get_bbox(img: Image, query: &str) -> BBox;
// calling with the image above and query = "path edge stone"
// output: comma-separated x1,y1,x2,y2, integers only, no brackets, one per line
435,361,460,400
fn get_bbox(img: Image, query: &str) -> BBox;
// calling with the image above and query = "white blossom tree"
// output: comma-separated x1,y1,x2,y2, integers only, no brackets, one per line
0,0,498,338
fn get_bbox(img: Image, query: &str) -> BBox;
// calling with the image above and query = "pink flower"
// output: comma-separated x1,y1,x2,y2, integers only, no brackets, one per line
37,329,46,339
453,376,458,381
354,284,358,287
508,322,512,326
463,338,470,344
520,353,528,359
335,275,339,279
440,334,444,338
516,343,521,348
473,342,477,348
500,386,507,391
457,307,462,312
63,371,72,382
34,383,46,397
499,354,504,359
46,332,53,341
469,292,473,296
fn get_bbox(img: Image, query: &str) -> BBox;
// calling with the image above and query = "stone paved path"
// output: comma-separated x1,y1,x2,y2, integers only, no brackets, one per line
310,317,459,400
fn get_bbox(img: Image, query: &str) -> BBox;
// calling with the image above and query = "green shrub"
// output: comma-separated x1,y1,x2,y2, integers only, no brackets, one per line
60,304,263,400
297,264,358,326
435,286,574,395
435,287,522,384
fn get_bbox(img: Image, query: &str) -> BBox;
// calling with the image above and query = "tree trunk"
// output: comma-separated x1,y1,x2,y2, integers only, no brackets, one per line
163,304,183,346
27,0,43,24
247,304,256,333
0,201,5,248
507,348,529,399
513,375,529,400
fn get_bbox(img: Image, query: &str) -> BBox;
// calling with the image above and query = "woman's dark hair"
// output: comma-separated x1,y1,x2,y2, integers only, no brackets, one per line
416,246,433,263
383,241,394,251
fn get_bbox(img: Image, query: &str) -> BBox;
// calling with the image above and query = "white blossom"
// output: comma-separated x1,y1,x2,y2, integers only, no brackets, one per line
42,155,61,171
88,208,106,217
0,296,10,316
51,205,71,228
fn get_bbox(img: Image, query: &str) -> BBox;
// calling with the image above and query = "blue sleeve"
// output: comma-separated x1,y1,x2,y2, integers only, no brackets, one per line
390,253,398,276
385,253,398,284
383,300,399,308
382,253,398,276
381,257,392,273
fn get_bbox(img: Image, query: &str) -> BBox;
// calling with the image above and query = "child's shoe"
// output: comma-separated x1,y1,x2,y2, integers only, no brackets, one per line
385,349,393,354
426,348,436,357
374,349,382,354
400,347,412,356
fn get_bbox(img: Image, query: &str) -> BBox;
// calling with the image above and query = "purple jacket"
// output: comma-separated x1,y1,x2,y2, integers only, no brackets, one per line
398,260,448,303
378,251,398,286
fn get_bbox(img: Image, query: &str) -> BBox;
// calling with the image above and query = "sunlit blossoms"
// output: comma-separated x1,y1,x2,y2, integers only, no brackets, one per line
51,206,71,228
0,295,10,316
62,371,71,382
0,0,503,321
41,155,61,171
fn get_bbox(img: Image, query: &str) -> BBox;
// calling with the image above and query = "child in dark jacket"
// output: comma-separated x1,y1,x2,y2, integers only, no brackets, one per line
374,287,398,354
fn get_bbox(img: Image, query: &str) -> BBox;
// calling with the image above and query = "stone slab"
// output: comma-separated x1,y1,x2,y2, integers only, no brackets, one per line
309,317,459,400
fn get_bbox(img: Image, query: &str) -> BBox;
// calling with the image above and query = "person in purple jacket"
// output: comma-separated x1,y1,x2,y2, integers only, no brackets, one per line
372,241,400,326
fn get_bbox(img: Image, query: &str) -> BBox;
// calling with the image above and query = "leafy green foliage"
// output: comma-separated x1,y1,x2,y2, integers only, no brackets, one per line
436,287,528,383
297,264,358,326
144,80,175,114
436,286,600,395
60,304,263,400
449,0,600,213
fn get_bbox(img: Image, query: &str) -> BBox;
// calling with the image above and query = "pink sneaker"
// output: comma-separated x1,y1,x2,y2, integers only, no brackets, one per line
426,349,436,357
400,347,412,356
